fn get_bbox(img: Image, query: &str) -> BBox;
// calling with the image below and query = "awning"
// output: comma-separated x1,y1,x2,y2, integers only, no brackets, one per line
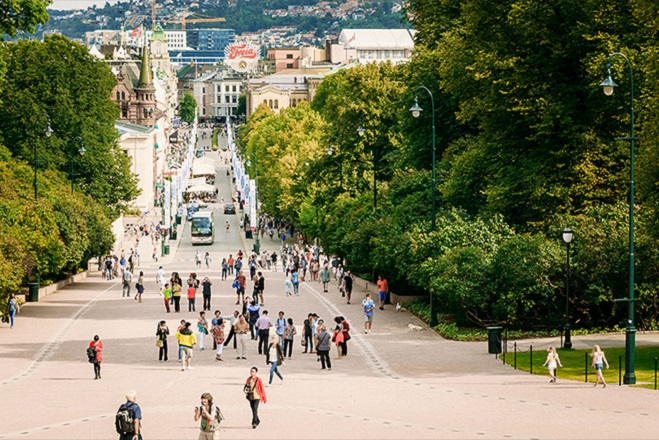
184,183,216,193
192,163,215,176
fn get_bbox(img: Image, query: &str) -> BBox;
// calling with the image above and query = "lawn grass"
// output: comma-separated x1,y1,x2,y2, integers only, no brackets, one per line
499,345,659,389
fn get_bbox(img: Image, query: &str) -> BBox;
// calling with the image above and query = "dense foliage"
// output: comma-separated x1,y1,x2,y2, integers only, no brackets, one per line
239,1,659,331
180,92,197,124
0,32,135,296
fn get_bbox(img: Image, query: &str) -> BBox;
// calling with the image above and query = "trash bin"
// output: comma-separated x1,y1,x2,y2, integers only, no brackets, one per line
176,215,182,225
164,244,170,255
28,282,39,302
486,326,502,354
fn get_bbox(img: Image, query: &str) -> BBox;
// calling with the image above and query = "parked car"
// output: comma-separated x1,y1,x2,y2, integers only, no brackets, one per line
223,203,236,214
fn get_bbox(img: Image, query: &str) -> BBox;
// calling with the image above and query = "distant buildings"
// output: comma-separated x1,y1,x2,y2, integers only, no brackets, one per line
329,29,416,65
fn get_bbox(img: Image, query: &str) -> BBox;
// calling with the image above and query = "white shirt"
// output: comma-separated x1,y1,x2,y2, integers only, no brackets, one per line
157,269,165,284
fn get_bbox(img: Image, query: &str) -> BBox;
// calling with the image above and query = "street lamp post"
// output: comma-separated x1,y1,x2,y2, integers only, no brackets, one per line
70,136,87,194
34,113,54,202
600,52,636,385
562,227,573,349
356,122,378,210
247,153,260,254
409,86,438,327
326,143,344,191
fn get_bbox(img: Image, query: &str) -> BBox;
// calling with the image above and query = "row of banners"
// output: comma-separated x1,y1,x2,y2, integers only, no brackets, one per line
163,112,199,229
228,122,258,229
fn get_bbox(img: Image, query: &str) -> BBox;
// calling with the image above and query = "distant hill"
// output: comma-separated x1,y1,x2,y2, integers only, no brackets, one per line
44,0,408,42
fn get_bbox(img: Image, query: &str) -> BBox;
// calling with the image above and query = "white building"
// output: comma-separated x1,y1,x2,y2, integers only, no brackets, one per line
331,29,417,65
191,69,244,119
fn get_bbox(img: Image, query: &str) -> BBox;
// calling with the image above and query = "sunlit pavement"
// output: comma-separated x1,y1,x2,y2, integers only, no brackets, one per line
1,152,658,439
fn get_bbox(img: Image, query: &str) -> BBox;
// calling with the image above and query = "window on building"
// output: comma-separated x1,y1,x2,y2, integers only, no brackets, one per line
116,91,120,101
286,63,294,69
269,99,273,108
286,53,293,59
122,92,125,100
232,95,237,103
217,85,222,93
143,109,147,118
225,85,230,92
232,85,236,92
225,96,230,103
274,99,279,109
122,109,128,118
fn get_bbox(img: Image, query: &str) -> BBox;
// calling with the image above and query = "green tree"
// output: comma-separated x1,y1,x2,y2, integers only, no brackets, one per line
0,35,138,216
180,92,198,124
0,0,50,39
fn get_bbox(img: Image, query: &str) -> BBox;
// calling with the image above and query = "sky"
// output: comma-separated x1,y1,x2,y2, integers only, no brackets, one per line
50,0,120,10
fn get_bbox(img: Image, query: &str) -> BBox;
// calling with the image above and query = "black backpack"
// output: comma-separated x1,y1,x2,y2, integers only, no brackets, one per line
86,347,96,363
115,403,135,434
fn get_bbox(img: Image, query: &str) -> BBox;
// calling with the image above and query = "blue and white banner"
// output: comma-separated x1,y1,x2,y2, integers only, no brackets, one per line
164,180,171,229
249,179,256,229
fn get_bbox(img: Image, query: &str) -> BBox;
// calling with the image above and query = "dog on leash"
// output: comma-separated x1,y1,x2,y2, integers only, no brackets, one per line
408,323,423,332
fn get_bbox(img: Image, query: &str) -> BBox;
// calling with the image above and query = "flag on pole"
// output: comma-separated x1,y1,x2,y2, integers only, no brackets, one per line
130,25,143,38
346,32,356,48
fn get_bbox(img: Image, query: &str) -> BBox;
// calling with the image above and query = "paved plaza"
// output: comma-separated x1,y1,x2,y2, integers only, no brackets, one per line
1,154,658,439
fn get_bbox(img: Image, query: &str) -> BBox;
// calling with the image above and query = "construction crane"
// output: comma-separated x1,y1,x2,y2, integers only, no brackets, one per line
166,12,226,30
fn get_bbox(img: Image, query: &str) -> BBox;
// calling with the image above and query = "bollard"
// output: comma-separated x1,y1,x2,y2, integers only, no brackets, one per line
618,355,622,386
530,345,533,375
655,358,657,390
514,342,517,370
585,352,588,383
503,346,506,365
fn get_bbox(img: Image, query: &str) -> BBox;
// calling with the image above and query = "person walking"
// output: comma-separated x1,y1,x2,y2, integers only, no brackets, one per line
156,266,165,294
543,346,563,383
135,271,144,303
176,322,197,370
227,255,234,276
256,271,265,305
197,311,209,351
255,310,273,356
362,293,375,334
284,275,292,297
247,301,261,340
188,284,197,312
236,271,246,305
266,335,284,384
89,335,103,379
116,390,142,440
162,283,172,313
195,251,203,269
274,311,286,346
376,275,389,310
591,344,610,388
234,314,249,359
201,277,213,311
204,252,211,269
320,265,330,292
244,367,267,429
316,326,332,370
338,316,350,357
156,320,169,362
303,314,314,353
122,268,133,298
343,270,354,304
291,270,299,296
6,293,19,329
194,392,223,440
221,259,228,281
172,281,182,313
211,313,225,361
271,252,278,272
282,318,296,358
223,310,240,350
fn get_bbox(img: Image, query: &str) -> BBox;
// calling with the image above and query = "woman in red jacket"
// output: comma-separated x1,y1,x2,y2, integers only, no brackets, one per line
244,366,267,429
89,335,103,380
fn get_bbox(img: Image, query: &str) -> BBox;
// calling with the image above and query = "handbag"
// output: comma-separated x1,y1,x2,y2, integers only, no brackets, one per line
156,339,164,347
243,384,254,401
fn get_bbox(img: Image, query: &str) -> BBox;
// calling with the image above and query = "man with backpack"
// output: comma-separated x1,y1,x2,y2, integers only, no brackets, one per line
116,390,142,440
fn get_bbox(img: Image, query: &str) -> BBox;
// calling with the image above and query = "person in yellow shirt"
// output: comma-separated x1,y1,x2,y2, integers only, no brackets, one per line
172,281,182,313
176,322,198,371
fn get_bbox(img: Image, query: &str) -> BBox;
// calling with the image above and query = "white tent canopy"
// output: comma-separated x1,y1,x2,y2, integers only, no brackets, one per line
184,183,216,193
192,163,215,176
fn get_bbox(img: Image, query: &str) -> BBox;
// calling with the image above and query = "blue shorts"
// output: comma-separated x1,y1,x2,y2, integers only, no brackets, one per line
378,291,386,301
595,363,603,371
